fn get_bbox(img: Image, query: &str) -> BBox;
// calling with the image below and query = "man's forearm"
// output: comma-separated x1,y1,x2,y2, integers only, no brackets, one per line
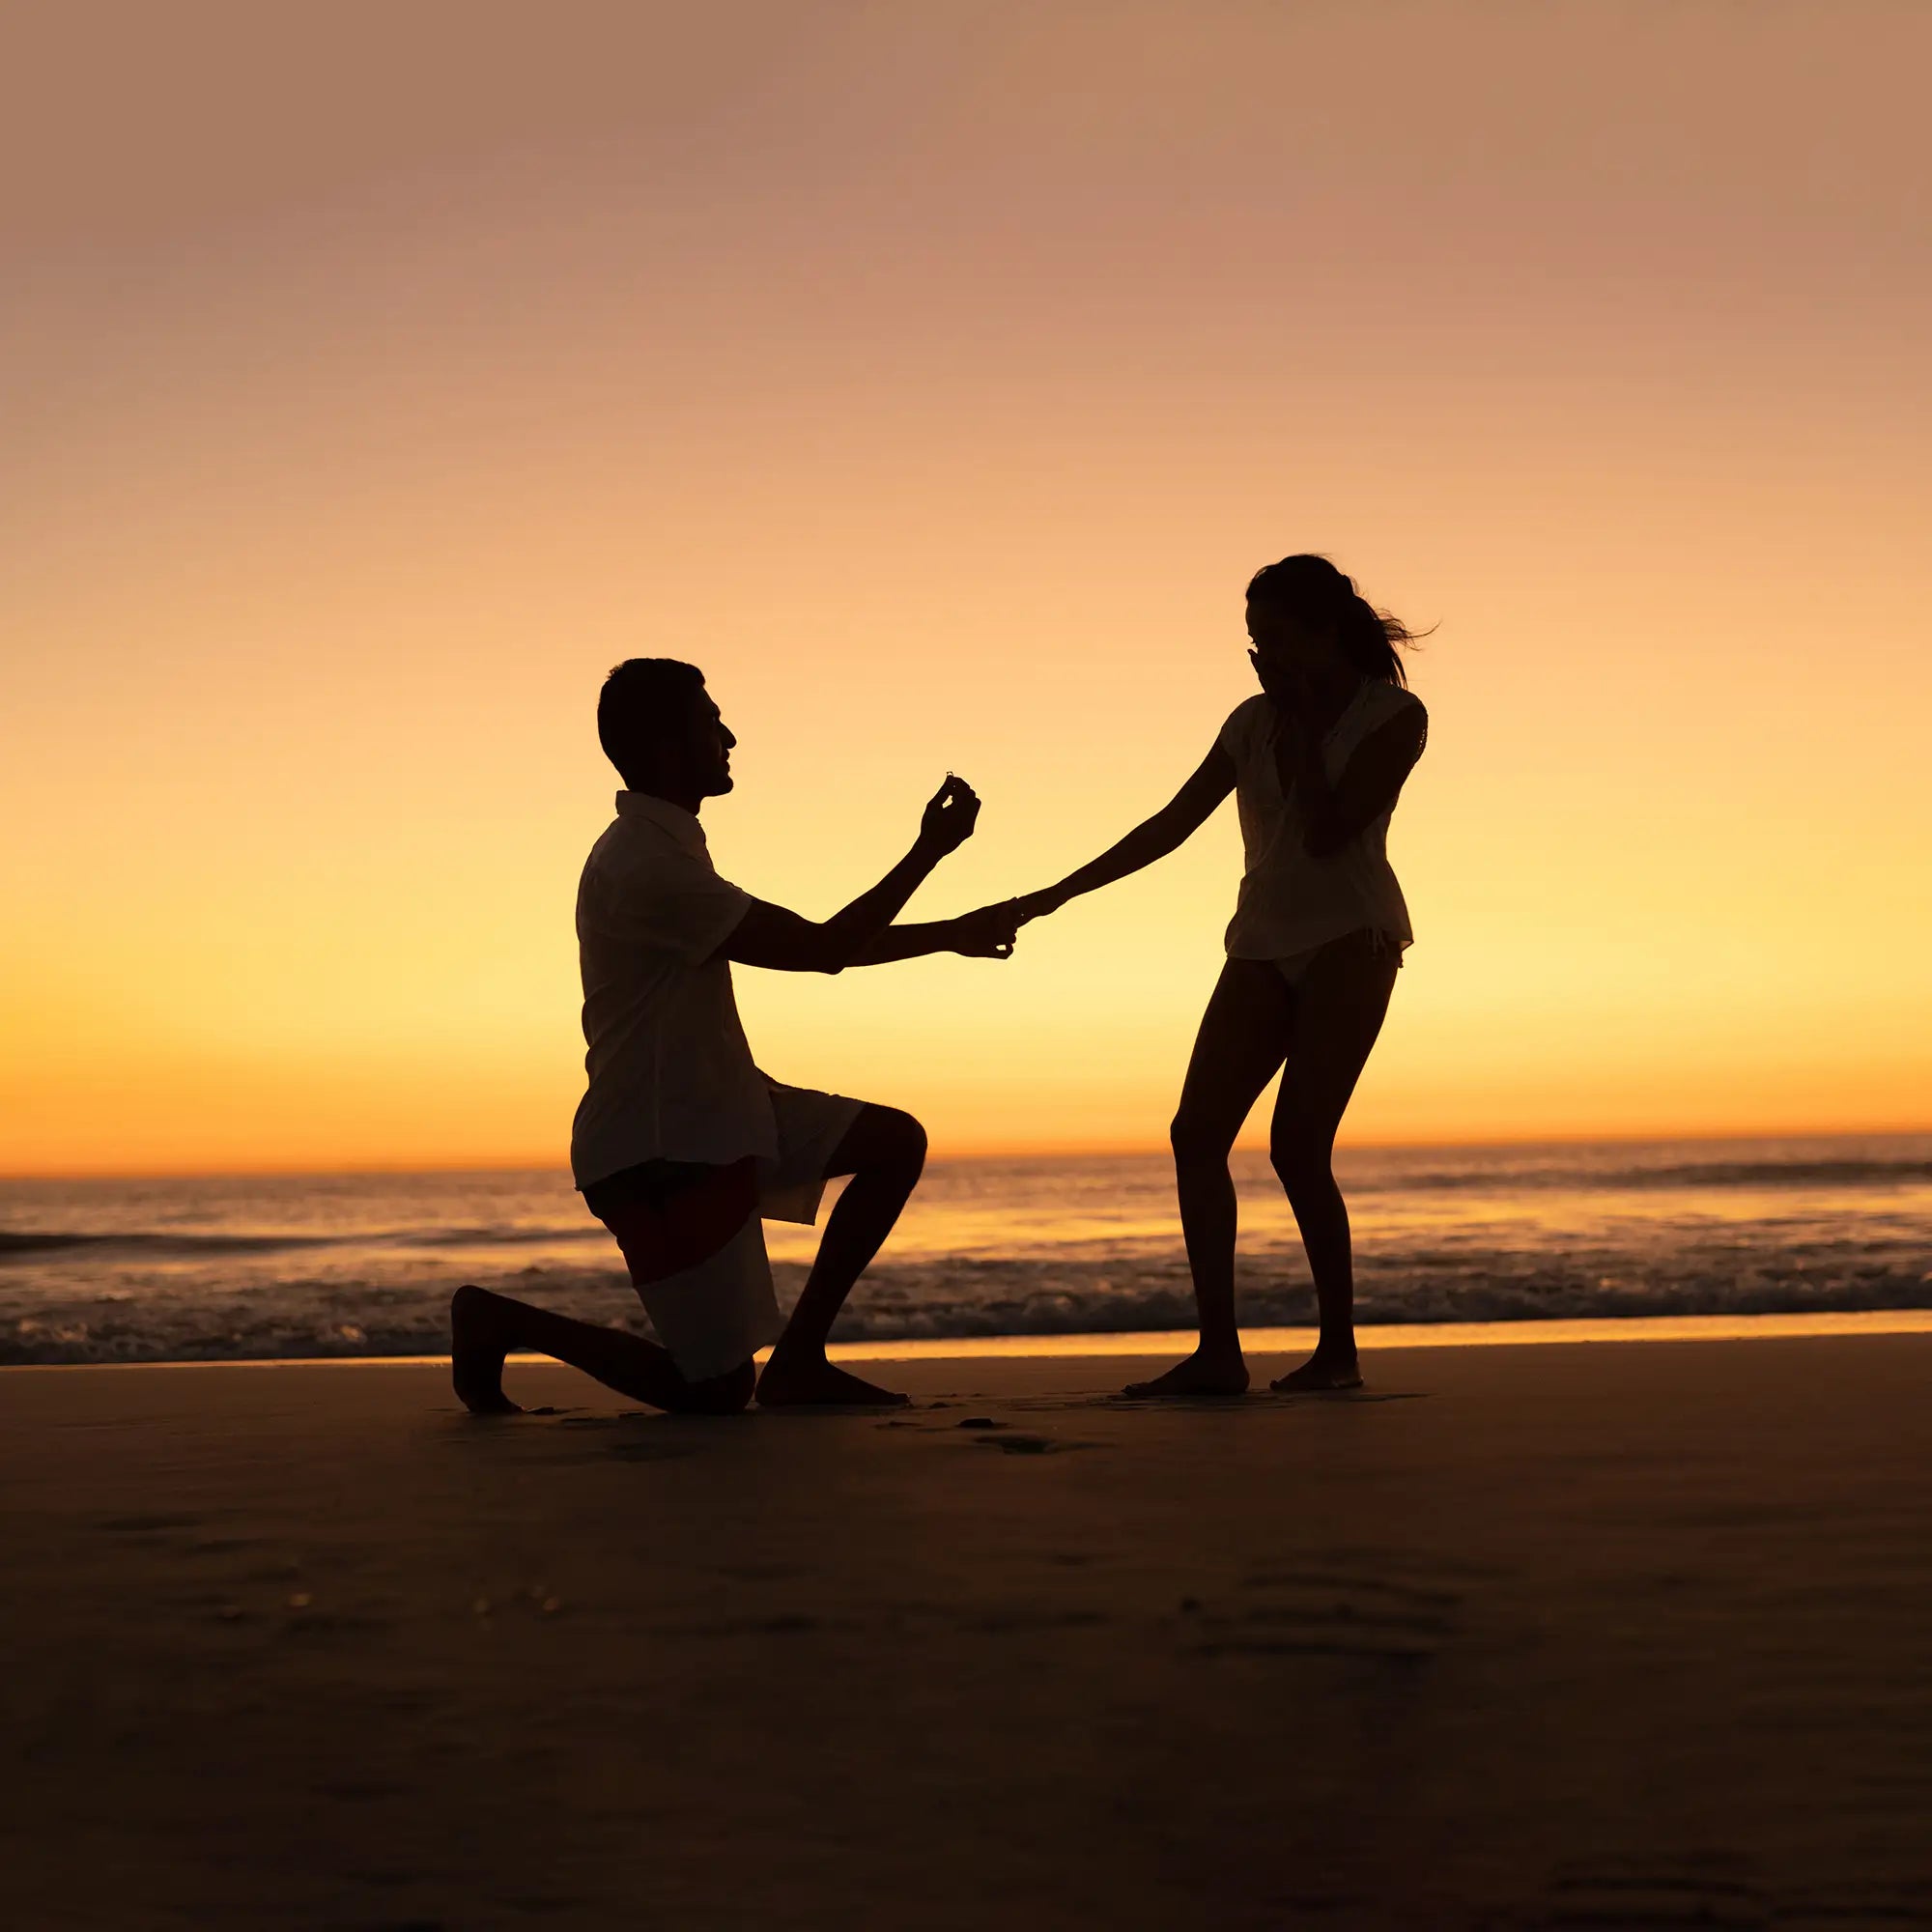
847,920,959,966
818,842,942,966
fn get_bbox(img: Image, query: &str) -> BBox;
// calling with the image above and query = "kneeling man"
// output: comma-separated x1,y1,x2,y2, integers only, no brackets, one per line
452,657,1016,1413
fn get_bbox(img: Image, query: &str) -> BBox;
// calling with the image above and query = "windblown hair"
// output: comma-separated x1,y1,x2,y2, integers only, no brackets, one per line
597,657,707,783
1245,554,1421,688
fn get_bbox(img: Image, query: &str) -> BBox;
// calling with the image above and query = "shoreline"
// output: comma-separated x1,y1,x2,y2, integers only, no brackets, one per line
6,1305,1930,1373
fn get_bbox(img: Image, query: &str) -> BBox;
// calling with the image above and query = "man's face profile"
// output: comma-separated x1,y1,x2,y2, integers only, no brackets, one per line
682,692,735,798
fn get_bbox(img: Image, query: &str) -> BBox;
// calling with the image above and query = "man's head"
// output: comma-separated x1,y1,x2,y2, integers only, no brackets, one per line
596,659,735,807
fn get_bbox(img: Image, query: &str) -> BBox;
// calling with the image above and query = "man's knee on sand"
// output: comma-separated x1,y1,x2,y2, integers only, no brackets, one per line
678,1358,757,1413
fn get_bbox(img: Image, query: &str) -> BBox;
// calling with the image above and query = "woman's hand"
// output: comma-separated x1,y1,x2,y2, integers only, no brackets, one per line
1248,645,1312,712
951,901,1022,958
916,775,981,858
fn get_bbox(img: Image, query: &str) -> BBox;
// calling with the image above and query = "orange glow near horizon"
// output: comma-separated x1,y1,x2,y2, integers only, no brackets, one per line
5,5,1929,1177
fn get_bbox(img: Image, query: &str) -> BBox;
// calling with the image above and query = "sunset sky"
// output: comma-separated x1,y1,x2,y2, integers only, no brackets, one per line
6,2,1929,1174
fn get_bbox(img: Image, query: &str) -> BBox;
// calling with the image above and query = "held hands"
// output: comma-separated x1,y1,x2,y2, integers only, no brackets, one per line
951,900,1022,959
950,886,1064,958
1009,887,1066,925
917,774,981,858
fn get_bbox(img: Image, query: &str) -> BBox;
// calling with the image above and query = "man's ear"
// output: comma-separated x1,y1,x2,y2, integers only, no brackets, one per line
623,733,673,789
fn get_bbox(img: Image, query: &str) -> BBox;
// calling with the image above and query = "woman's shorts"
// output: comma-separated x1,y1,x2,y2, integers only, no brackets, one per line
582,1080,867,1382
1271,926,1407,988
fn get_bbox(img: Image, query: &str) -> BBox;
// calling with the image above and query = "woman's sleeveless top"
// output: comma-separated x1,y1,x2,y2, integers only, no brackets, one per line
1218,681,1426,961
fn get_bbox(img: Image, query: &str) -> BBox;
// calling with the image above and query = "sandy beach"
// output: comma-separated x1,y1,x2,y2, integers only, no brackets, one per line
7,1332,1931,1930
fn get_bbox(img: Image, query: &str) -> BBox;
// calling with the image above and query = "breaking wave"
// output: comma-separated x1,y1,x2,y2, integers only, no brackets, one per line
4,1135,1927,1363
1370,1157,1932,1195
3,1243,1927,1366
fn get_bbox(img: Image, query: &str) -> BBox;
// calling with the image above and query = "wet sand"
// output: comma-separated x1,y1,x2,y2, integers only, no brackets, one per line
6,1334,1931,1929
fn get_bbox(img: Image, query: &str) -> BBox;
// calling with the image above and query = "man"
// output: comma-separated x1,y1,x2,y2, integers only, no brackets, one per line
451,657,1018,1413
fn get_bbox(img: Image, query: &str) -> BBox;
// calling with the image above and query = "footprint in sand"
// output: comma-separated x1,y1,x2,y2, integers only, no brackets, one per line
976,1431,1097,1455
1529,1859,1768,1929
1188,1560,1464,1662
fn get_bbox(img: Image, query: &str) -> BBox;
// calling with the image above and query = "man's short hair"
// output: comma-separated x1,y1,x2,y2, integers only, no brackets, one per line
597,658,706,783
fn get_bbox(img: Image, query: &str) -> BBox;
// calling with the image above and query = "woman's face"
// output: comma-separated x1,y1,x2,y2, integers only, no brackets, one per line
1246,598,1340,697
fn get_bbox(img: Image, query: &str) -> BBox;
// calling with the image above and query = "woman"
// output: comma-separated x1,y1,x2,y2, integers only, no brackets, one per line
1015,554,1428,1396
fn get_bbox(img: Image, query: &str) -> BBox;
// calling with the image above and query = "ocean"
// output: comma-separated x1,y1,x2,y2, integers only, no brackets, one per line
3,1134,1928,1365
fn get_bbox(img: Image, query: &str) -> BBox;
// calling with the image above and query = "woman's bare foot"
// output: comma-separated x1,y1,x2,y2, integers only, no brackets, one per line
755,1347,910,1408
1270,1350,1363,1394
450,1285,524,1415
1122,1345,1250,1400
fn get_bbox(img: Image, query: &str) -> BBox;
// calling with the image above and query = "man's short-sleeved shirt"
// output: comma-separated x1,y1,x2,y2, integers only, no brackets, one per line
568,791,777,1189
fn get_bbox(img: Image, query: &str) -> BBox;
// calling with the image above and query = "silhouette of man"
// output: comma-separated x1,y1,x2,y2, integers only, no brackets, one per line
451,658,1017,1413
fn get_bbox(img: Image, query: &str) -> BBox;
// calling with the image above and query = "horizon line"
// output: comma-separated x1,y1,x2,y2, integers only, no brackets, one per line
4,1121,1928,1184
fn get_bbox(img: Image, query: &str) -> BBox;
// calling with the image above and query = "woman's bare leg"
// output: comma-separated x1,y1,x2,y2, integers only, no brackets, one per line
1124,960,1293,1398
1266,932,1400,1392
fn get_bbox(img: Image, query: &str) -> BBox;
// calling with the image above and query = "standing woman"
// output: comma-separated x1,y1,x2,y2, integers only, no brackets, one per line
1015,555,1428,1396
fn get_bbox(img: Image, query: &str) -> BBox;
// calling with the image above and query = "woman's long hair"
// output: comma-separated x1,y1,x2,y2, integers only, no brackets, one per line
1245,554,1421,688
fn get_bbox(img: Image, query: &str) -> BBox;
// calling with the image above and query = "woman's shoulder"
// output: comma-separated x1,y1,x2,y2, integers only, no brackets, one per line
1327,681,1426,767
1360,681,1427,730
1367,677,1424,710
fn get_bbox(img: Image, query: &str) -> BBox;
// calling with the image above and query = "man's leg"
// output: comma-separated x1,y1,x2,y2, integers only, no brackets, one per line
450,1284,754,1416
755,1104,926,1407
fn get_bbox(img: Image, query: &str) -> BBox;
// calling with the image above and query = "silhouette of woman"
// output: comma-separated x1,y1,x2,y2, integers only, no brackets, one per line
1014,556,1428,1396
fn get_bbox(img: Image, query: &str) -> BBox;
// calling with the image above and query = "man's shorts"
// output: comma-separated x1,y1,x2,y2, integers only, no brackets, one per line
582,1080,867,1382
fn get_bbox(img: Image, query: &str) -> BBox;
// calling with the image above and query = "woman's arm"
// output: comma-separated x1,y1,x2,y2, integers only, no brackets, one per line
1291,701,1428,859
1016,744,1235,920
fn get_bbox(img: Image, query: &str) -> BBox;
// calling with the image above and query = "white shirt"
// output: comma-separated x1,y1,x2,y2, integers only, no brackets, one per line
1219,682,1426,961
569,792,777,1189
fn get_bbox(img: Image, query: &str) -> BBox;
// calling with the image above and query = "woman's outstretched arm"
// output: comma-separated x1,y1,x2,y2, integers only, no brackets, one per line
1017,743,1235,920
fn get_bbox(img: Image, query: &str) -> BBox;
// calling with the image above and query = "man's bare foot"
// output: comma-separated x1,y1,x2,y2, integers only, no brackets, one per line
450,1285,524,1415
755,1348,910,1408
1270,1351,1363,1394
1122,1346,1249,1400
